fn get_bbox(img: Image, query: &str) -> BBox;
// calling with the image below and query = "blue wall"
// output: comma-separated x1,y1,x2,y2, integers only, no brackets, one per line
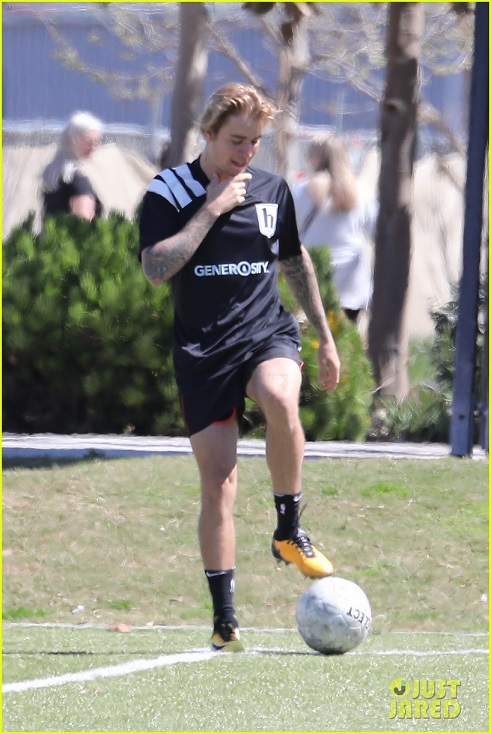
2,6,466,140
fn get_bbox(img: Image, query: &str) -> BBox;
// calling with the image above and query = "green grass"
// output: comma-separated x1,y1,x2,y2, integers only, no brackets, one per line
2,454,488,634
2,453,489,732
2,626,488,732
359,481,409,498
2,607,48,622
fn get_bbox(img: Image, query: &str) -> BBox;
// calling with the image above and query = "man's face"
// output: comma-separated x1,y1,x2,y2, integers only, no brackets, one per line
203,113,265,180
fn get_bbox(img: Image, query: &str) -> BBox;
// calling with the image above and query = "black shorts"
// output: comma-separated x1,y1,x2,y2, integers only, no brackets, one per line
178,336,302,436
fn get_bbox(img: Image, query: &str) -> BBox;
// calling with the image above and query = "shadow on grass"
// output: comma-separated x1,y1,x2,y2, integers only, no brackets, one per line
2,452,108,471
3,648,318,656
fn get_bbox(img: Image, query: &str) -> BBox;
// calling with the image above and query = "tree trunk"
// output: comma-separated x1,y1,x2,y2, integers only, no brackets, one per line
275,21,309,177
368,2,424,399
167,3,209,168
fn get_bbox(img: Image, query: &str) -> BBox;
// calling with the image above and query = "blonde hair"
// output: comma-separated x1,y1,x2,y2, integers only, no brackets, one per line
307,134,358,213
200,83,277,136
42,111,103,192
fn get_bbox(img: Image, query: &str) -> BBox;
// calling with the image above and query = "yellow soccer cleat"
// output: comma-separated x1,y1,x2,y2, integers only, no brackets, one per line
211,619,245,653
272,529,334,578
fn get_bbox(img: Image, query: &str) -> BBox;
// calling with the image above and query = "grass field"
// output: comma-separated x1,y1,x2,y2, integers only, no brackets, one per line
2,624,488,732
2,452,489,731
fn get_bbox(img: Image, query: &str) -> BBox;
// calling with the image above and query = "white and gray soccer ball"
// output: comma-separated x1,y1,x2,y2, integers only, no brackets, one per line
296,576,371,654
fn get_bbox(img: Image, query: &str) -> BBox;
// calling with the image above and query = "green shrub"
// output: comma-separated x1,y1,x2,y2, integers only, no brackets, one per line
245,248,375,441
3,219,374,440
372,386,451,443
370,283,486,443
3,213,183,435
431,284,485,395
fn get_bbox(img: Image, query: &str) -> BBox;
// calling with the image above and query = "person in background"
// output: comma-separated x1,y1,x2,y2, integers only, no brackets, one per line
41,111,103,221
139,83,341,653
293,134,378,323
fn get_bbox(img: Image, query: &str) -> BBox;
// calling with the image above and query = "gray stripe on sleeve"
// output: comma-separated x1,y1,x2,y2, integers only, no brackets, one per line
174,164,207,198
160,169,192,208
147,177,177,208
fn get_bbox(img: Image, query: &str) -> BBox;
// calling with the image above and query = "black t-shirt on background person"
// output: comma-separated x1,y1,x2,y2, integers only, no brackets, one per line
43,171,102,218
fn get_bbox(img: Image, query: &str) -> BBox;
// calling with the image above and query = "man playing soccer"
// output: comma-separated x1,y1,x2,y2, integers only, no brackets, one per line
139,83,341,652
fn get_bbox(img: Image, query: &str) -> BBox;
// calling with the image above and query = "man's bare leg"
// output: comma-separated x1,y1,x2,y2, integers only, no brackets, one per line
247,357,334,578
190,419,239,570
190,419,244,651
246,357,304,496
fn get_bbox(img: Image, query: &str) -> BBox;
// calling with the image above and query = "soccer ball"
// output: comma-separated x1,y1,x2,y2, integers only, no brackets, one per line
296,576,371,654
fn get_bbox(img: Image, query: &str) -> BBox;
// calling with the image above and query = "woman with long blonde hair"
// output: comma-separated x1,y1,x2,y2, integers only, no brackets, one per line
293,133,378,323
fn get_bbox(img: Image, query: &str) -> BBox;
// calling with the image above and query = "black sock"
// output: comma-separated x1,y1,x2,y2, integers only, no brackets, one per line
274,492,302,540
204,569,236,625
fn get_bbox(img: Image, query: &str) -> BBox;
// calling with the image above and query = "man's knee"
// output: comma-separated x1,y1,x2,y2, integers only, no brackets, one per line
200,462,237,491
260,387,301,429
248,358,301,407
200,469,237,521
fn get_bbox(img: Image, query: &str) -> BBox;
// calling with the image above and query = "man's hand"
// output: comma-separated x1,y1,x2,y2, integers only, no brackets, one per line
141,172,252,286
317,337,341,393
205,172,252,217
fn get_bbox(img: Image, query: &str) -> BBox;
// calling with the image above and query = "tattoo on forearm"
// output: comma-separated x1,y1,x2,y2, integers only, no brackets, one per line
281,250,331,339
143,207,217,285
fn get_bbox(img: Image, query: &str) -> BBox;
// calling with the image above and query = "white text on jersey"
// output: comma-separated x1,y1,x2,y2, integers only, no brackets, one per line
194,261,270,277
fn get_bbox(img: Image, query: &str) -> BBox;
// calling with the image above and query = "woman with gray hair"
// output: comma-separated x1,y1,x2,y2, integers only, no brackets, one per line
41,111,103,221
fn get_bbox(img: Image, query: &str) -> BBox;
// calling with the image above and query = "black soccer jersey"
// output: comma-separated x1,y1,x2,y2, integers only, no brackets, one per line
139,157,301,383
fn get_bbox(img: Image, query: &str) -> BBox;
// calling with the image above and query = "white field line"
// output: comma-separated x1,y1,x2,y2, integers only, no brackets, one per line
349,648,489,656
2,650,215,694
3,645,488,695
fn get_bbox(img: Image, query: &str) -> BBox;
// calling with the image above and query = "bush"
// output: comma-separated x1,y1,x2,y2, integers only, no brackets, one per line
431,284,485,396
3,219,374,440
3,213,183,435
370,387,451,443
246,248,375,441
369,283,486,443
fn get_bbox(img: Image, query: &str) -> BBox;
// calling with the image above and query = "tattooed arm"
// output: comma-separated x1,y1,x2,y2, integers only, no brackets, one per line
281,246,341,392
141,171,251,286
142,207,217,286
